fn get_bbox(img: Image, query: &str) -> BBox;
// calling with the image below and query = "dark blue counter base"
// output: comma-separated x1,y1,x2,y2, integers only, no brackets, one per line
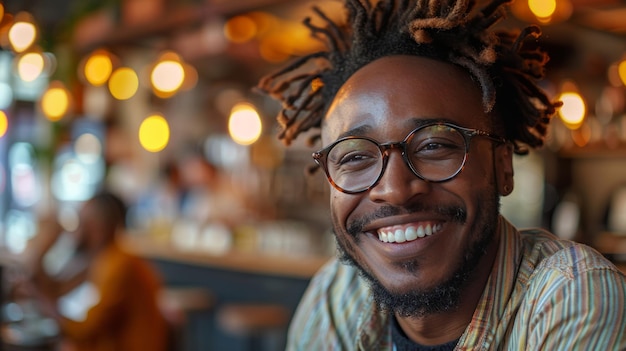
149,258,312,351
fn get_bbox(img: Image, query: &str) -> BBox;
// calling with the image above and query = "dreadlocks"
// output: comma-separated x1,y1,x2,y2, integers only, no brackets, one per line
257,0,561,155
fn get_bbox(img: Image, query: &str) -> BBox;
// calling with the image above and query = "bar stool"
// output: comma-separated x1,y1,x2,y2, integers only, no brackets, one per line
158,287,215,351
217,303,290,351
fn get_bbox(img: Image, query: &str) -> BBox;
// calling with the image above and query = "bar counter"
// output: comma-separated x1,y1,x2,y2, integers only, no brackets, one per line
119,233,332,351
593,231,626,275
120,234,331,279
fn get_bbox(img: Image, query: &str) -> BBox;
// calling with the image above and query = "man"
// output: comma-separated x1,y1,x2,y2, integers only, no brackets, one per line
36,191,168,351
258,0,626,350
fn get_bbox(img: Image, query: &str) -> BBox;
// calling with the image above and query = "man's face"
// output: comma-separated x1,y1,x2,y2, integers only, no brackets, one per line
321,55,513,317
74,200,106,253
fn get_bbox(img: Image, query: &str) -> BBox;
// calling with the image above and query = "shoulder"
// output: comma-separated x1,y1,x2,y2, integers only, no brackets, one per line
92,245,153,280
519,228,624,279
518,229,626,349
286,258,375,350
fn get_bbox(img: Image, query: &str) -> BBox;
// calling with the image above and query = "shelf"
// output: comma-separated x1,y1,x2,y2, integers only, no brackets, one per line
594,231,626,255
557,142,626,159
73,0,297,53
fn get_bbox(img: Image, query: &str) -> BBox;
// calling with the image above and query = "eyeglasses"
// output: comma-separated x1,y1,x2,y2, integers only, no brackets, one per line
312,122,506,194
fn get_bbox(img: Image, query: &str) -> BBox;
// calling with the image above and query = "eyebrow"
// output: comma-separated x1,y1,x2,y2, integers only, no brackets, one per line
336,125,372,140
336,117,458,140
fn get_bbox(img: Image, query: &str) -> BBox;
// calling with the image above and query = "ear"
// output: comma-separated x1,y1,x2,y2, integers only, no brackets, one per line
495,143,514,196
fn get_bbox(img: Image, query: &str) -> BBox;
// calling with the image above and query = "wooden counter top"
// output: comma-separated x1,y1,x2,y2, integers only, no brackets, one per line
593,232,626,275
120,235,331,279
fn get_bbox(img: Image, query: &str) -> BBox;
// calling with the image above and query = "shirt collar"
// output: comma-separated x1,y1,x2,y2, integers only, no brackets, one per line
456,216,523,350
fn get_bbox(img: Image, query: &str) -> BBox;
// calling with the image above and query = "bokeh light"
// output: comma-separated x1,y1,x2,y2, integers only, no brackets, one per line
54,159,91,201
258,21,321,63
511,0,572,24
528,0,556,19
228,102,262,145
83,50,114,86
618,59,626,87
8,14,37,53
139,114,170,152
224,15,257,43
259,34,291,63
16,52,44,82
108,67,139,100
41,82,71,121
0,110,8,138
151,53,185,97
558,91,586,129
247,12,278,37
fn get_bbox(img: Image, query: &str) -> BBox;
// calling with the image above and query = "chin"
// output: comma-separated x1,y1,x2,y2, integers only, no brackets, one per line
334,192,500,317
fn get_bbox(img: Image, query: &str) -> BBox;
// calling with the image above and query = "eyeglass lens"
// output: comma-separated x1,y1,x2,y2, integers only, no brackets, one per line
326,124,467,192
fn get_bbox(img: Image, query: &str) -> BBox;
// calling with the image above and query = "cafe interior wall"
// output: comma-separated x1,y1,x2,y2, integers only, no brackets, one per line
0,0,626,256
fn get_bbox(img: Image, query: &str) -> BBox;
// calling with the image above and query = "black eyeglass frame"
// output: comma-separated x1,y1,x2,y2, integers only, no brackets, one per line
312,122,507,194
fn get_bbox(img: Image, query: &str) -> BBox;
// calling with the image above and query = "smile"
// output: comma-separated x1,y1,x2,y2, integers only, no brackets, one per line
377,223,444,243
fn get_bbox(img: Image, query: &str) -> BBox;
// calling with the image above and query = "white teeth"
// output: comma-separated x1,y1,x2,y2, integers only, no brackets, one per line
380,232,388,242
405,227,417,241
417,226,425,238
395,229,406,243
377,223,443,243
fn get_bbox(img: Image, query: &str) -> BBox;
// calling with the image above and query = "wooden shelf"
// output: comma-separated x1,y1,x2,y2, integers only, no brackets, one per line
558,142,626,159
594,231,626,255
593,232,626,274
74,0,297,53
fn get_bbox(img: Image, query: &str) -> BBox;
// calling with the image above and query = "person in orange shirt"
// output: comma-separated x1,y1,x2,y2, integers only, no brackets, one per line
36,191,168,351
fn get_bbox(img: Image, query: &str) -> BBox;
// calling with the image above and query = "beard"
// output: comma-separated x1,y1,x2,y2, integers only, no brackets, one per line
333,190,500,318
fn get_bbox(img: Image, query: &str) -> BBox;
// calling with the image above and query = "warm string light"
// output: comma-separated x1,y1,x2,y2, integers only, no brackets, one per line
228,102,262,146
511,0,573,24
618,59,626,87
108,67,139,100
16,51,44,82
0,8,262,154
150,51,187,98
0,110,8,138
82,49,115,86
40,81,71,121
8,12,37,53
223,11,323,63
80,49,196,101
139,114,170,152
528,0,556,20
558,88,586,130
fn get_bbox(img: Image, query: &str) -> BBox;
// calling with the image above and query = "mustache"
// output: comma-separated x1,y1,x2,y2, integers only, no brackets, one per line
347,203,467,236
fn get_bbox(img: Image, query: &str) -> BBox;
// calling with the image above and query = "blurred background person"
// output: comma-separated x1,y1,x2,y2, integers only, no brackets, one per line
20,191,169,351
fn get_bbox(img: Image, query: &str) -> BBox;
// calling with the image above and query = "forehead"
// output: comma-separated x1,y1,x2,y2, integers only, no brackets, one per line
322,55,488,143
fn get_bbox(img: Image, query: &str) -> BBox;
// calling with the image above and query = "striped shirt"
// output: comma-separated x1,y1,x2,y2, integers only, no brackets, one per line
286,216,626,350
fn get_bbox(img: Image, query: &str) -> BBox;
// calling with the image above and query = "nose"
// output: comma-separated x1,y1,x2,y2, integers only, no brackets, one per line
367,150,431,204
